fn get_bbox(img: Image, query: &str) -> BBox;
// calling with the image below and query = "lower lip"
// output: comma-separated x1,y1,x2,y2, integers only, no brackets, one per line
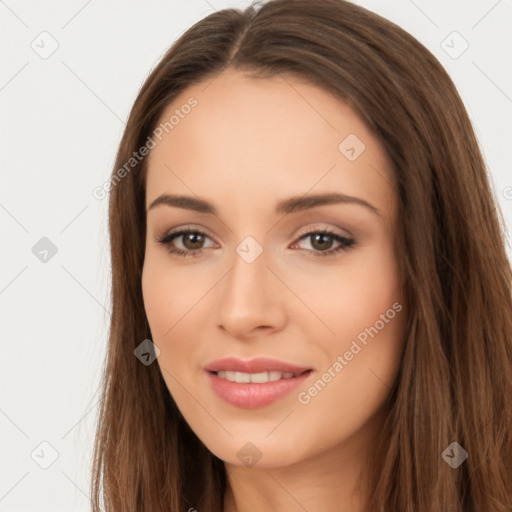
206,370,312,409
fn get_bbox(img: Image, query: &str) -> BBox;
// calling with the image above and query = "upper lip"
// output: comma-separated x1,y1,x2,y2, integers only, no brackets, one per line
204,357,312,374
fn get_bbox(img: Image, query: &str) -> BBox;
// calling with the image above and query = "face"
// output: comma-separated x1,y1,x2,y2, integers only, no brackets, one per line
141,68,407,469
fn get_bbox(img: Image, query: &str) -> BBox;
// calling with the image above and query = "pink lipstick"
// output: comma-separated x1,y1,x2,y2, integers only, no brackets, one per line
204,357,313,409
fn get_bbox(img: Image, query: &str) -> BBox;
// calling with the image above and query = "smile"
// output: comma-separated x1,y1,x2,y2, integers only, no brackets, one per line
206,369,313,409
215,370,301,383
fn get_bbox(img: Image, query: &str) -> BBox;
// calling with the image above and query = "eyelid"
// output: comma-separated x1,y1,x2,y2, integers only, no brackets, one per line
157,224,218,242
157,223,349,243
293,223,352,240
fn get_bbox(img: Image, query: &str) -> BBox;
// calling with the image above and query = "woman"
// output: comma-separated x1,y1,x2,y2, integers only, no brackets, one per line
90,1,512,511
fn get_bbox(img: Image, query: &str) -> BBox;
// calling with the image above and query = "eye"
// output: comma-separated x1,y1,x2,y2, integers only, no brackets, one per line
156,229,216,257
290,228,355,257
156,227,355,258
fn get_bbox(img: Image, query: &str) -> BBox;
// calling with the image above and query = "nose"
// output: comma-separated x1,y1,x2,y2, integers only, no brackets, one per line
216,246,287,339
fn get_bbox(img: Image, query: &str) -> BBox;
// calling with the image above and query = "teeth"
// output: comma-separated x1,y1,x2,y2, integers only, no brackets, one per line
216,370,298,383
268,371,283,381
249,371,269,383
235,371,250,383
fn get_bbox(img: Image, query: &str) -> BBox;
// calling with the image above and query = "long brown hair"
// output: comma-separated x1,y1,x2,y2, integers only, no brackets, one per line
90,1,512,510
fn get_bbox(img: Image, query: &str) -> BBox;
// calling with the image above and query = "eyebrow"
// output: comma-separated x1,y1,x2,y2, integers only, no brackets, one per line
147,192,381,217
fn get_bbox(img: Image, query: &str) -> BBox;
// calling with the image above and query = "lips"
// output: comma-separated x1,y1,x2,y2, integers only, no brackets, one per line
204,357,313,408
204,356,311,374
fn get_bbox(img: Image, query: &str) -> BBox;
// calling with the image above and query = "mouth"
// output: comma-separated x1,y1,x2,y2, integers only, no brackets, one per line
204,358,314,409
203,356,312,375
210,369,311,383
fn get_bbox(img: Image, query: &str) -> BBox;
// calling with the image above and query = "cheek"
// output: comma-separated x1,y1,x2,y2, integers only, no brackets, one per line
279,236,403,344
291,299,405,461
290,240,405,424
141,253,217,400
296,311,404,449
141,256,194,368
141,251,212,340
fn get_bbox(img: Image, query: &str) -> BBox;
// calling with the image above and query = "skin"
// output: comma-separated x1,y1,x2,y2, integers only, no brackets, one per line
141,68,407,512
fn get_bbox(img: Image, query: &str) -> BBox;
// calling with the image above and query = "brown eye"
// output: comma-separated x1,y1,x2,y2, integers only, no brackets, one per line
309,233,335,251
292,229,355,257
157,229,216,257
181,232,206,250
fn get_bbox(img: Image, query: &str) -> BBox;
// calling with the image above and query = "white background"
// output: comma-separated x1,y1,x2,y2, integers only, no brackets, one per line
1,1,511,510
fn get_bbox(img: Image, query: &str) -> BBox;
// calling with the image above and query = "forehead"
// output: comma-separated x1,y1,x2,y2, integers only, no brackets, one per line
145,68,395,223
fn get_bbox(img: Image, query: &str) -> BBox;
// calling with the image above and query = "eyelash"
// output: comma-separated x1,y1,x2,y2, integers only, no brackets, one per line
156,227,355,258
